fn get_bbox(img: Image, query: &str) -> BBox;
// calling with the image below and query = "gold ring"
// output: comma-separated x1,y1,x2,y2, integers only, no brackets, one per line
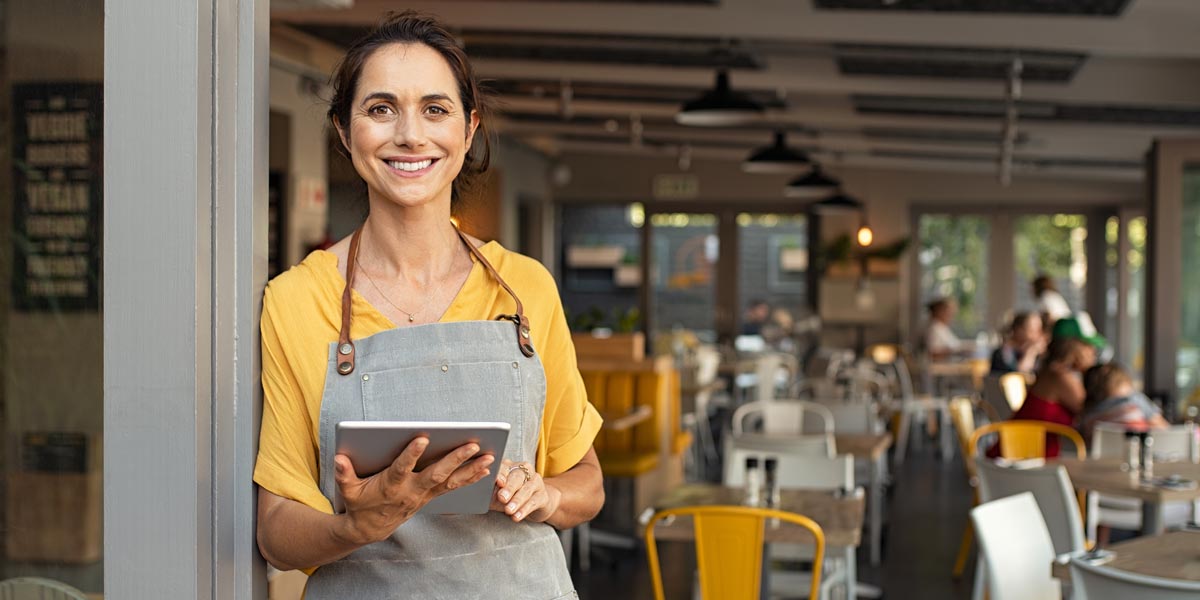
506,464,532,479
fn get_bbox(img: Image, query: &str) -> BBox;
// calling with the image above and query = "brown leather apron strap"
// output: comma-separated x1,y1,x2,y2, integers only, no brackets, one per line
335,227,364,376
454,227,536,358
334,225,535,377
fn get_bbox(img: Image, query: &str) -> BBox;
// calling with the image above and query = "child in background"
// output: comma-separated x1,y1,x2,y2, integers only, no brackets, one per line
1079,363,1168,443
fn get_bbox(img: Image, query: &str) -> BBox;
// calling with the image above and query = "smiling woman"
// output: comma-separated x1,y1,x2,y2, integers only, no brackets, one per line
253,11,604,599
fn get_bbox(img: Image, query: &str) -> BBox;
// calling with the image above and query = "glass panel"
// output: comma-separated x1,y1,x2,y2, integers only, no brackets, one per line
736,212,807,345
1013,214,1088,318
0,0,104,594
918,214,989,337
650,212,718,343
1178,166,1200,413
1126,216,1147,383
558,204,641,334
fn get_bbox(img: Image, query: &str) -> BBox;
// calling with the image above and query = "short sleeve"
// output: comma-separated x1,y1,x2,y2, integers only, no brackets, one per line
254,286,334,514
535,278,602,478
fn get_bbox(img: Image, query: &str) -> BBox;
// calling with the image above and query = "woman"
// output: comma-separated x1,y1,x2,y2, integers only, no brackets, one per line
254,12,603,598
923,298,968,360
990,311,1045,375
1079,362,1167,443
1012,337,1095,457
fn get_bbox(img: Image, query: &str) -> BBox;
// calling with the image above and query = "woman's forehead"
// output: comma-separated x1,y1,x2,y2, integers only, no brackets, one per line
357,43,459,102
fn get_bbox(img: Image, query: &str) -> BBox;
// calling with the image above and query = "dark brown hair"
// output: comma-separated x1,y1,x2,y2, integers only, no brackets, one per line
1033,274,1055,295
1083,362,1133,408
326,11,492,203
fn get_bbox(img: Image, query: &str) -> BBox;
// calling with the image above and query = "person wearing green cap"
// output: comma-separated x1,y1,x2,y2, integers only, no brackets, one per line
1051,313,1107,350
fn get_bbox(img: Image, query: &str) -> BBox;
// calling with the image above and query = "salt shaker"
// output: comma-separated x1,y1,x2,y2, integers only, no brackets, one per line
744,457,762,506
1124,431,1141,473
1140,433,1154,480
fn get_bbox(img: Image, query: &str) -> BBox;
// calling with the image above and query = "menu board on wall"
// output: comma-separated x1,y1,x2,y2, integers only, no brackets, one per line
12,82,103,311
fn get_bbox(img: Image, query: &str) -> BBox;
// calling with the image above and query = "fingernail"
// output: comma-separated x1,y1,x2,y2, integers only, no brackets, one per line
467,445,479,454
514,511,523,520
507,502,516,512
499,491,510,502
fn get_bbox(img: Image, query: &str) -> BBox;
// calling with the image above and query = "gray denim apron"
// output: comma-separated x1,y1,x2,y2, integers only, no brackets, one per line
305,227,577,600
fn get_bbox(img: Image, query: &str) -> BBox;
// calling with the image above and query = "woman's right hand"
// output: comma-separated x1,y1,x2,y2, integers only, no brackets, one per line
333,437,495,545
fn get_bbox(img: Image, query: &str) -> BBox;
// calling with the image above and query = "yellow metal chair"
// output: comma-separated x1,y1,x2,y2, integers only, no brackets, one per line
947,396,981,580
968,420,1086,461
644,505,826,600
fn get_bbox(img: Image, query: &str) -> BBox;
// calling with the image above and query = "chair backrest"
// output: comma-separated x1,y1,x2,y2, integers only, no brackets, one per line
645,505,826,600
867,344,917,401
1069,554,1200,600
975,459,1085,554
0,578,87,600
723,446,853,491
999,372,1028,411
731,399,833,436
982,375,1015,421
948,396,978,477
727,432,837,462
970,492,1061,600
969,420,1087,460
1091,422,1198,463
820,400,881,435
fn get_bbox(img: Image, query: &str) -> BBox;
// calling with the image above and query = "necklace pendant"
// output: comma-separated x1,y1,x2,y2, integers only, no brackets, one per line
408,315,416,322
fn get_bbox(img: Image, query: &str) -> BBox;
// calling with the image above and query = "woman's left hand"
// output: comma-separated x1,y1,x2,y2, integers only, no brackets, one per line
491,459,561,523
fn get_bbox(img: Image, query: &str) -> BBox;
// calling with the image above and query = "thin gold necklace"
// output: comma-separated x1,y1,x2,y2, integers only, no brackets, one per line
355,253,453,323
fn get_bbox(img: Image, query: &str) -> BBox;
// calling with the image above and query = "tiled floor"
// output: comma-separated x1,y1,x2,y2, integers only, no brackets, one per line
576,439,981,599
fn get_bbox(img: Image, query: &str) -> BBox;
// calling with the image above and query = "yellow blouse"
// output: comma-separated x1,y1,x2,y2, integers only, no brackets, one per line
253,241,602,514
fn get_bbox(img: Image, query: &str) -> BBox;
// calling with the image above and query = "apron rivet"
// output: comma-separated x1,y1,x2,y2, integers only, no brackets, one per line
337,362,353,375
362,374,370,381
520,326,531,339
512,361,519,368
338,343,353,355
441,365,449,372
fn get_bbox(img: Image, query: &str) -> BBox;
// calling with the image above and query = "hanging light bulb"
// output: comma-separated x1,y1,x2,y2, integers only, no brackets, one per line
857,224,874,247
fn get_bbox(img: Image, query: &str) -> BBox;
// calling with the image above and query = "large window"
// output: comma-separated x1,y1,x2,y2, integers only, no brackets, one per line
918,214,990,336
1179,167,1200,409
650,212,719,341
1,1,103,593
1013,214,1088,314
736,212,808,331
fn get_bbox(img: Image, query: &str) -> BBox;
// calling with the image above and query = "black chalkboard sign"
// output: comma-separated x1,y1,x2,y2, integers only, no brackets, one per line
12,82,103,311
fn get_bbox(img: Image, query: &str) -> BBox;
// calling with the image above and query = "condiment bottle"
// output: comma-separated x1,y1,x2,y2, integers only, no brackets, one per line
764,457,780,509
743,457,762,506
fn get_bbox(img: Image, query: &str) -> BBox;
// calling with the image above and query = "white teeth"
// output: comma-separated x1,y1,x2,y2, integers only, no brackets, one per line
387,159,432,172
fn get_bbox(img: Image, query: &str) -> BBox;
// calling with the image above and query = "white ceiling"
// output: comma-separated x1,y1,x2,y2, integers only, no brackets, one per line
273,0,1200,181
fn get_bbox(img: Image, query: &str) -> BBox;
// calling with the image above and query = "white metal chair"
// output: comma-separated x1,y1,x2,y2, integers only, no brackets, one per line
723,451,855,600
975,459,1086,555
818,399,884,435
1070,554,1200,599
0,578,87,600
731,399,834,436
970,492,1063,600
680,344,723,475
727,432,837,460
1087,423,1198,539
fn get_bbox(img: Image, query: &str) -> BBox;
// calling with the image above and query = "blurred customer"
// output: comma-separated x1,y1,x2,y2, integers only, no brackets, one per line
741,298,771,336
1032,274,1072,325
1012,337,1096,457
1079,362,1167,443
990,312,1046,375
924,298,969,360
1051,313,1111,363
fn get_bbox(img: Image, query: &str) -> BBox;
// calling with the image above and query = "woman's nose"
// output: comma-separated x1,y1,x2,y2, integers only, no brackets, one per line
392,111,427,147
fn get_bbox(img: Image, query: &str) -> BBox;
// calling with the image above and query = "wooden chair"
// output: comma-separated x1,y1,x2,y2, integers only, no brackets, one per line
645,505,826,600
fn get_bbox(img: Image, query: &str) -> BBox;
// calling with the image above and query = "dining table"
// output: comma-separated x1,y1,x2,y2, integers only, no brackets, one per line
1054,457,1200,535
1051,529,1200,582
648,482,865,599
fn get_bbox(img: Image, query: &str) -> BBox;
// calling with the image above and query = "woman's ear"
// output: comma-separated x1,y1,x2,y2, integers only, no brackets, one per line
465,109,480,144
332,116,351,155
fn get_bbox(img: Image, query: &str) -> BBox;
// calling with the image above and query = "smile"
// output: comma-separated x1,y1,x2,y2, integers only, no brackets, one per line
385,158,437,174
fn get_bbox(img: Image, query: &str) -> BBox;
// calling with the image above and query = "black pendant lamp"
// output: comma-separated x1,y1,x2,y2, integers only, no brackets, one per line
742,131,811,173
675,69,764,127
784,164,841,197
809,190,863,214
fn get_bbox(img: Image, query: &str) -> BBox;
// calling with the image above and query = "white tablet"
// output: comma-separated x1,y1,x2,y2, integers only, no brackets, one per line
333,421,510,515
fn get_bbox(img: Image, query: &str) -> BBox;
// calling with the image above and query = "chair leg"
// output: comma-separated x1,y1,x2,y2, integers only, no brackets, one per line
952,522,973,579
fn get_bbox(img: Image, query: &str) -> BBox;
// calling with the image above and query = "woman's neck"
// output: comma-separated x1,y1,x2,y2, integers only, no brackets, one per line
358,197,463,286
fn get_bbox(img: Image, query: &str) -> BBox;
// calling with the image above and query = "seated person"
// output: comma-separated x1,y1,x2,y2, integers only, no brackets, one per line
1010,337,1096,458
1079,362,1167,443
924,298,970,361
741,299,770,336
990,312,1046,375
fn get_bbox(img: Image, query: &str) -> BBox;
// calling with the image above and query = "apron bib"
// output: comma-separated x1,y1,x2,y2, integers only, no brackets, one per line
305,228,576,600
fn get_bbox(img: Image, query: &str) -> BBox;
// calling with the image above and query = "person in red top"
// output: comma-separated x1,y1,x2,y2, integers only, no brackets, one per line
1011,337,1096,457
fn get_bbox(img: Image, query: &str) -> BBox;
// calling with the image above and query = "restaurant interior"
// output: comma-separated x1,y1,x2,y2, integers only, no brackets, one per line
264,0,1200,598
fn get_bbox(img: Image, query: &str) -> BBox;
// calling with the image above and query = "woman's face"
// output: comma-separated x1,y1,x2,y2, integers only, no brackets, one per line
338,43,478,209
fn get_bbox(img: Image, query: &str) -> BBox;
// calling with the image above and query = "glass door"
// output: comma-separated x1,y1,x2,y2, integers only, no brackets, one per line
648,212,719,343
